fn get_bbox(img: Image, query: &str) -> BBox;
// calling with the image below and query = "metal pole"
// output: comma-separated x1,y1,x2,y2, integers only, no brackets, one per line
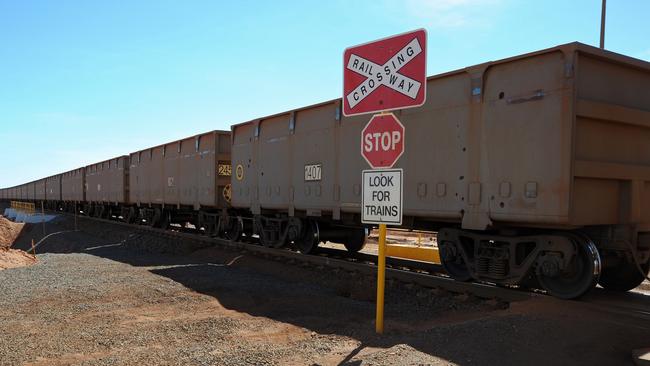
375,223,387,334
600,0,606,49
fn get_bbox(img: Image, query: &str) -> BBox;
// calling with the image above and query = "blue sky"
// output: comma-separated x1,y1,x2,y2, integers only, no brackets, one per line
1,0,649,187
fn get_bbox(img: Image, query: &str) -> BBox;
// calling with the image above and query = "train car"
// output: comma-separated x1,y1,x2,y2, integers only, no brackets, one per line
128,130,232,231
18,184,27,201
85,156,129,218
45,175,62,210
25,182,35,201
231,42,650,298
61,168,85,212
35,178,46,202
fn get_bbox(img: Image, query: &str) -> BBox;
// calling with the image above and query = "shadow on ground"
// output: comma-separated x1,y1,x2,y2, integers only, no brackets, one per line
6,208,650,366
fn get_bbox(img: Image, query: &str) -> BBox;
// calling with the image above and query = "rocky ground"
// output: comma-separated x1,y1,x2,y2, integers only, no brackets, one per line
0,214,648,365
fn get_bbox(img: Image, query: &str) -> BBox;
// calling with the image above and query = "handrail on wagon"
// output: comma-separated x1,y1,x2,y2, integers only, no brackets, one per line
10,201,35,215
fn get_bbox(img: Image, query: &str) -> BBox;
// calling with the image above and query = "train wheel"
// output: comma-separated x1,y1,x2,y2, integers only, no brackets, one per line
150,208,161,227
222,217,243,241
295,220,319,254
344,228,367,253
261,234,285,248
197,212,206,233
158,211,170,229
537,235,601,299
259,235,283,248
255,217,284,248
126,207,136,224
598,259,649,292
439,240,473,282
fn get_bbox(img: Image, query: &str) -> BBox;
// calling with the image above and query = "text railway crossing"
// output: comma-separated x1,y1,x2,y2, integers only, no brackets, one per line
346,37,423,109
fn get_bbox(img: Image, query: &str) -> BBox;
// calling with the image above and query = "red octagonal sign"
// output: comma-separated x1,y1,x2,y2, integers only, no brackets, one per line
361,113,405,169
343,29,427,117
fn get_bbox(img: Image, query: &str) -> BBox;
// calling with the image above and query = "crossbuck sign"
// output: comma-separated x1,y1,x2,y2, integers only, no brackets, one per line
343,29,427,117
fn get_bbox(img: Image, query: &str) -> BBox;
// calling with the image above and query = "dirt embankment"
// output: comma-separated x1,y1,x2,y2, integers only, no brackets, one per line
0,215,35,270
0,215,24,248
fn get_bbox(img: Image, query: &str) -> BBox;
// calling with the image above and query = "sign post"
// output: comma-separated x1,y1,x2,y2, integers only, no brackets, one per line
345,29,426,335
376,223,387,333
362,168,403,334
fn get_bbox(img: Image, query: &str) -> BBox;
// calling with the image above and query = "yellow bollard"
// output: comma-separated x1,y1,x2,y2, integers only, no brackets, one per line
375,224,387,334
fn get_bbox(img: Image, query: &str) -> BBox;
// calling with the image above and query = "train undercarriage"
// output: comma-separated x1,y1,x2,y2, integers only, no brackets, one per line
438,226,650,299
54,202,369,255
43,200,650,299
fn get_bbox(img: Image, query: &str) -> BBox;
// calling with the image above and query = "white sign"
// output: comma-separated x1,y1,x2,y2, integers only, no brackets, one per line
362,169,403,225
304,164,322,181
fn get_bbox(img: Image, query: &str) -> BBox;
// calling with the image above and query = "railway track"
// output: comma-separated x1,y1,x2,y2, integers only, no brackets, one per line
51,212,533,303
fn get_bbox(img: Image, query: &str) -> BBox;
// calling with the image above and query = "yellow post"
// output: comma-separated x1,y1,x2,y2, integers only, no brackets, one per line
375,223,387,334
31,239,36,256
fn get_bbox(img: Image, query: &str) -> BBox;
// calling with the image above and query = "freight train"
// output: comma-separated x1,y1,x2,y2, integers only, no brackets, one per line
2,42,649,299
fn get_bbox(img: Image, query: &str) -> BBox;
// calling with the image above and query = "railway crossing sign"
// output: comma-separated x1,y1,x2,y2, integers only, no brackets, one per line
343,29,427,117
361,113,405,169
346,30,423,335
362,169,403,225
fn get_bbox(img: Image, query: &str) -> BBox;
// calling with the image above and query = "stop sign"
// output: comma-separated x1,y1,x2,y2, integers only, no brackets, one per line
361,113,405,169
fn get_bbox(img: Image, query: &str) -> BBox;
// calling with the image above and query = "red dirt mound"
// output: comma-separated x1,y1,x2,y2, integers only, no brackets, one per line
0,248,36,270
0,215,24,248
0,215,34,270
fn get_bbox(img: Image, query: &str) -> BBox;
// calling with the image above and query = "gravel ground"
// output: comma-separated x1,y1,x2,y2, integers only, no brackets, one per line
0,214,648,365
0,250,496,366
